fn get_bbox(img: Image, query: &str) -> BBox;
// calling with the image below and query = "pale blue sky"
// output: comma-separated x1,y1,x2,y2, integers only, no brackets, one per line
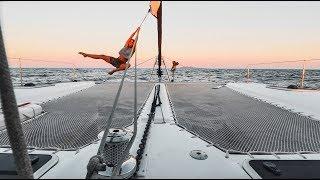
1,1,320,68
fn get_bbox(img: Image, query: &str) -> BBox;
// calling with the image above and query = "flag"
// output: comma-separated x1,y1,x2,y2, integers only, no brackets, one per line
150,1,161,18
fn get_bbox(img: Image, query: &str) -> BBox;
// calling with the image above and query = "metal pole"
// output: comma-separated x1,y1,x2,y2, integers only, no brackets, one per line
0,22,34,179
246,67,250,81
300,60,306,89
19,58,23,86
156,1,163,81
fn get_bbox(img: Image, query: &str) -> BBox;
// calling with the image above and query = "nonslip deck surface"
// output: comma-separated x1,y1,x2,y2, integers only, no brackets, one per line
0,82,153,150
167,83,320,153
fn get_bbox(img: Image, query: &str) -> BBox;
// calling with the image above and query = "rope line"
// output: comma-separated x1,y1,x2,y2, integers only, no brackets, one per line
138,10,150,28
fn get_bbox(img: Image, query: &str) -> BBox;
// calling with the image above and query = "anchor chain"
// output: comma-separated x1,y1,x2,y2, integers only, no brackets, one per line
134,84,160,177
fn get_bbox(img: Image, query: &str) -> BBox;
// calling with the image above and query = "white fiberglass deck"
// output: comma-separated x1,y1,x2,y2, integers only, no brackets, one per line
227,82,320,120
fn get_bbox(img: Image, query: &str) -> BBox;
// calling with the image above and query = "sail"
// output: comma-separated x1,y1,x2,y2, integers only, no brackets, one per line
150,1,161,18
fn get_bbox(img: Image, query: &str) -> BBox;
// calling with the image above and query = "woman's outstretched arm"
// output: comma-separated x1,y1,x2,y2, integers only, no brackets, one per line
125,28,140,46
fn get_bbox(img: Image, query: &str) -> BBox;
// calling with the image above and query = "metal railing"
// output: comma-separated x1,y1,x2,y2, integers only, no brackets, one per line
8,57,78,86
245,58,320,89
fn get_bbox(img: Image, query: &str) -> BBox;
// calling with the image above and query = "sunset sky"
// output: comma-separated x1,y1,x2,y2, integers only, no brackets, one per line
1,1,320,68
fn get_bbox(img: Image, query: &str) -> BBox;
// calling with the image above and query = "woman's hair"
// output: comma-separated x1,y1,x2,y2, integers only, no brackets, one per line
127,39,135,48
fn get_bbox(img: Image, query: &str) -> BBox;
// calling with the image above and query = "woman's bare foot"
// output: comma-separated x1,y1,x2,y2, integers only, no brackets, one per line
78,52,87,57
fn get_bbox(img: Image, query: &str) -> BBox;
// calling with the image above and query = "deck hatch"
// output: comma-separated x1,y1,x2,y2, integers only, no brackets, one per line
0,153,55,179
249,160,320,179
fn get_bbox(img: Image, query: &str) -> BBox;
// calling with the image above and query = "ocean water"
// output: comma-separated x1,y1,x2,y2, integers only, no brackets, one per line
9,68,320,89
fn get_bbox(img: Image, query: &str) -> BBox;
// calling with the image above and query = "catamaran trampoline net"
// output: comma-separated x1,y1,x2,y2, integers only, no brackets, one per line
167,83,320,153
0,82,153,150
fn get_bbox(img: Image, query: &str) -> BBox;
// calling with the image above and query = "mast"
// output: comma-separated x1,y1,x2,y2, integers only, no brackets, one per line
156,1,163,81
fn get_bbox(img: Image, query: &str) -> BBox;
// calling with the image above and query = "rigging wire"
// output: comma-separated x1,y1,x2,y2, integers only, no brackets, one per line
248,58,320,67
148,58,157,82
161,57,171,82
8,57,76,66
138,10,150,28
136,56,157,67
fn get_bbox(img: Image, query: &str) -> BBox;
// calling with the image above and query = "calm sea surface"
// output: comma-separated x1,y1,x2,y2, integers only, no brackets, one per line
9,68,320,89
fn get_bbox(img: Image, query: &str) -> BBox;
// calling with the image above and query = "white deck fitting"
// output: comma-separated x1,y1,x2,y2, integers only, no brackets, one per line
227,82,320,120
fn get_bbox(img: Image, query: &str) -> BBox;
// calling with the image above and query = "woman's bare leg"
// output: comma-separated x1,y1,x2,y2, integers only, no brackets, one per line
108,63,130,75
79,52,112,63
119,63,130,71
